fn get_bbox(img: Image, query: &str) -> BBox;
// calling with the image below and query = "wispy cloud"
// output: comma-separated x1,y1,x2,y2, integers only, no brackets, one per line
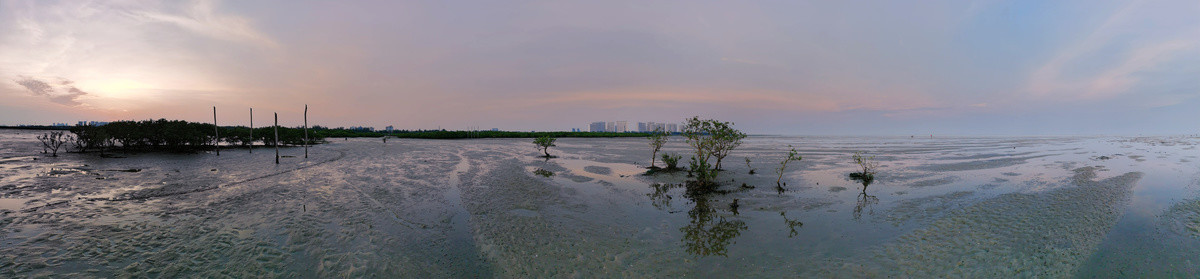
132,0,278,48
1,0,1197,134
15,76,89,106
1027,1,1200,101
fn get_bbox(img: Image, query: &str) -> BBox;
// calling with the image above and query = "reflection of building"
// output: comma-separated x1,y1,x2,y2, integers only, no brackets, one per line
590,122,606,132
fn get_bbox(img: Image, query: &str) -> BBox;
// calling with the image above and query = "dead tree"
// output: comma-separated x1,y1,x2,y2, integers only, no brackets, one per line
37,131,68,157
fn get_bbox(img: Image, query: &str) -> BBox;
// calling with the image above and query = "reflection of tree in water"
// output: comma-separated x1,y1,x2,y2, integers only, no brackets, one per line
680,196,747,257
780,211,803,238
647,183,679,210
851,176,878,221
853,191,879,221
532,168,554,177
648,182,750,257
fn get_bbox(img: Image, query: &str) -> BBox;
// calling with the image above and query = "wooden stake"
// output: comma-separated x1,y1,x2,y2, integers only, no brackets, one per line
274,112,280,164
249,107,253,153
304,104,309,159
213,106,219,156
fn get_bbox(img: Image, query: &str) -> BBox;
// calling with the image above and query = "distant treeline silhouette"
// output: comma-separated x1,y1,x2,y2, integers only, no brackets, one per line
52,119,656,152
68,119,323,152
319,129,655,139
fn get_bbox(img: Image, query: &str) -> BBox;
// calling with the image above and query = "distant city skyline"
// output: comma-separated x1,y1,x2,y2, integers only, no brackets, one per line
2,1,1198,135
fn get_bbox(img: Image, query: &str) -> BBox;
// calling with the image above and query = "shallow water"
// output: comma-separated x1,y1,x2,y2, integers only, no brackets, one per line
1,129,1199,277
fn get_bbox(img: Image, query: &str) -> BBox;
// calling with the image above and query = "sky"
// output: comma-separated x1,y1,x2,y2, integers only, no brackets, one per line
1,0,1198,135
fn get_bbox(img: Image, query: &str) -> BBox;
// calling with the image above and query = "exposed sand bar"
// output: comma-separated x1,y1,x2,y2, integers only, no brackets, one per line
865,167,1143,277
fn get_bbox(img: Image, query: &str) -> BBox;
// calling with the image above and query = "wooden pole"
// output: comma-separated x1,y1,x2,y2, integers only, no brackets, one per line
249,107,253,153
304,104,309,159
274,112,280,164
213,106,219,156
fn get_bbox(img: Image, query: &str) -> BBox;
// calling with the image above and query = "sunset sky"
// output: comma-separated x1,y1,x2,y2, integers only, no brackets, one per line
2,0,1198,135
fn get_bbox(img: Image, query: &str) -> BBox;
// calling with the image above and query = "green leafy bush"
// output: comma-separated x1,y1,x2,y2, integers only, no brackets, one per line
662,153,682,170
533,136,556,158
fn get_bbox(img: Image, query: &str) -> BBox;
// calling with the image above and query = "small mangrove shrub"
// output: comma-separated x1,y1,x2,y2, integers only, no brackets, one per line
662,153,682,170
682,116,746,187
745,157,755,174
688,156,718,188
647,128,668,169
710,123,746,170
533,135,557,158
776,146,802,186
850,151,878,180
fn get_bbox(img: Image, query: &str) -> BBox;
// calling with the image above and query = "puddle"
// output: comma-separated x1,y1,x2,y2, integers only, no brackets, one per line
0,197,31,211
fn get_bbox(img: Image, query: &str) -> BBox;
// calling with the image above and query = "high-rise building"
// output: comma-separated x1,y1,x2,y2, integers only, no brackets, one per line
590,122,606,132
667,123,678,133
615,121,627,133
637,122,647,132
606,122,616,132
385,125,394,132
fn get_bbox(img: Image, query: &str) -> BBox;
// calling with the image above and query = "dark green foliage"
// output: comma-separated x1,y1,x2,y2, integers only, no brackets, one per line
662,153,682,170
849,172,875,188
688,156,718,188
312,128,651,139
67,119,326,152
682,116,745,188
533,136,556,157
645,153,685,175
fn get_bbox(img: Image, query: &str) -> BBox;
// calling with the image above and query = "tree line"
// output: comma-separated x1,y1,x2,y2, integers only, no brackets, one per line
318,128,653,139
68,119,323,152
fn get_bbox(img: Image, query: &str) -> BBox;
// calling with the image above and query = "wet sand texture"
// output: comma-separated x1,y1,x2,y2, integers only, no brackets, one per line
870,167,1142,277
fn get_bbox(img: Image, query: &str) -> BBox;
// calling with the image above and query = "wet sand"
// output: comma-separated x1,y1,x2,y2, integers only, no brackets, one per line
2,131,1199,277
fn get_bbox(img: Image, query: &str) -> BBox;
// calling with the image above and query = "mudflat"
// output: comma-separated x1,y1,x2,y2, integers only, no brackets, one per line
2,130,1199,277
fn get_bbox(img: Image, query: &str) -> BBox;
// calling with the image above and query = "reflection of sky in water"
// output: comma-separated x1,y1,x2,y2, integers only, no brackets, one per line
542,135,1200,275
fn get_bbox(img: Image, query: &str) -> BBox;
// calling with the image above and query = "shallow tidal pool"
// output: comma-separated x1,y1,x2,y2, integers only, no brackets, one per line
1,129,1199,277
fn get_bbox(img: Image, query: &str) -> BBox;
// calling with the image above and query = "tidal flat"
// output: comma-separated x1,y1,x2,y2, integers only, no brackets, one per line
2,129,1199,277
